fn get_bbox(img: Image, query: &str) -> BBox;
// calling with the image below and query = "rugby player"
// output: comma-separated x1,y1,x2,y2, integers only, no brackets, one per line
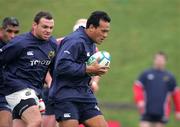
133,52,180,127
48,11,111,127
0,16,20,127
0,11,57,127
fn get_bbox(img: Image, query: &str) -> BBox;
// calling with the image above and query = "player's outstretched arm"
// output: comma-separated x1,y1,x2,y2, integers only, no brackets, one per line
133,81,145,114
172,87,180,120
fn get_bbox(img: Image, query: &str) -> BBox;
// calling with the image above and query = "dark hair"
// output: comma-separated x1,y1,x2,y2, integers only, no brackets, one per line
155,51,168,60
86,11,111,28
2,17,19,28
34,11,53,24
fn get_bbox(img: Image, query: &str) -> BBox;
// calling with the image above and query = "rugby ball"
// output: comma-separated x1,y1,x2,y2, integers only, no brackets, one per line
87,51,111,67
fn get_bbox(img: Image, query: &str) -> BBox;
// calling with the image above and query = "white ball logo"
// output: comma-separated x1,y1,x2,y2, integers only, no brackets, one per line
147,74,154,80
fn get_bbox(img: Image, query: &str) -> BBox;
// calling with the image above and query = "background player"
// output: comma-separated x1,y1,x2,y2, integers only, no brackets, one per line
0,11,56,127
0,16,20,127
133,52,180,127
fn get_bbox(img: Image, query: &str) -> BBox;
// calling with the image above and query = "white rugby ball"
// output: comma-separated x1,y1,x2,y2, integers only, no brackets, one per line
87,51,111,67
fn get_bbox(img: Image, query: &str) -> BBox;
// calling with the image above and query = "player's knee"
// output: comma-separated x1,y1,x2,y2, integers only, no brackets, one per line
0,124,11,127
0,125,11,127
59,120,79,127
140,121,151,127
98,121,108,127
0,119,12,127
0,121,11,127
27,118,42,127
0,112,12,127
92,120,108,127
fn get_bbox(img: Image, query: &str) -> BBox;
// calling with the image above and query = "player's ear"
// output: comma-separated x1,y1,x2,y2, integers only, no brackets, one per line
32,22,37,29
32,22,37,27
89,24,95,32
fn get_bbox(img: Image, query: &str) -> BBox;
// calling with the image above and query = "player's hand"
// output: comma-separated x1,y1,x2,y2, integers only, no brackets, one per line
137,101,145,114
86,59,109,76
175,112,180,121
38,98,46,114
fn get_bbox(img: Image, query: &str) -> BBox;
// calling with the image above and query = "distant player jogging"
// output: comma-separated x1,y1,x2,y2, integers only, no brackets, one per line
133,52,180,127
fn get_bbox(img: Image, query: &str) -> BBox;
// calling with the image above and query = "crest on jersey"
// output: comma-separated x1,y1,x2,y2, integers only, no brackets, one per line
163,75,169,82
48,51,55,59
25,91,31,96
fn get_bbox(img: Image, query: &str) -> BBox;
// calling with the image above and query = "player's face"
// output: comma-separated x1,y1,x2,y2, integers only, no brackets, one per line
154,55,166,70
91,20,110,44
1,25,19,42
33,18,54,40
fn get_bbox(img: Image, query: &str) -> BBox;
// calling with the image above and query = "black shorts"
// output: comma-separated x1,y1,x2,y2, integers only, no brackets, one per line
52,101,102,123
41,87,49,106
141,113,168,124
13,98,37,119
44,99,54,115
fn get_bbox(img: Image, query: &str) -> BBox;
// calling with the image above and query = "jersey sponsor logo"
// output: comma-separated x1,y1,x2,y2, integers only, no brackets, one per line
27,51,34,56
48,51,55,59
95,105,100,111
64,50,71,55
147,74,154,80
63,113,71,118
30,59,51,66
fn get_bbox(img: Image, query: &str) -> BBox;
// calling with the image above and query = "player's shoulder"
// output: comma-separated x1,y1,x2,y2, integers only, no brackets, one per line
11,32,26,42
66,27,87,44
164,70,175,78
7,32,30,48
141,68,153,75
49,36,57,44
63,33,85,47
48,36,58,50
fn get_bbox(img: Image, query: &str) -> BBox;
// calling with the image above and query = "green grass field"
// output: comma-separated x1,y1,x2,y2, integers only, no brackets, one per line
1,0,180,126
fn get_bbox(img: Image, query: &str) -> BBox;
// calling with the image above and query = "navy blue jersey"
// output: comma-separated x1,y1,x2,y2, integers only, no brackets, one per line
49,27,97,103
0,40,7,91
0,32,57,95
0,40,6,48
138,68,177,116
